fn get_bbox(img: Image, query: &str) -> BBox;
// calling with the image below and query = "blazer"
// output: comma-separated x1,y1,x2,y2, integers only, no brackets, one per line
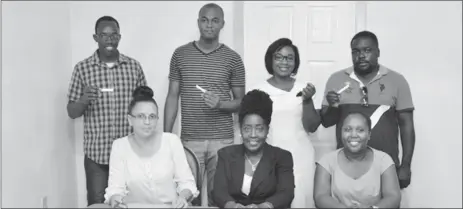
212,143,295,209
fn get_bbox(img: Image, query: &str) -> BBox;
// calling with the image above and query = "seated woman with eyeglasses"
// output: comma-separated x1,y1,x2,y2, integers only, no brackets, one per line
87,86,198,208
314,111,401,209
212,89,295,209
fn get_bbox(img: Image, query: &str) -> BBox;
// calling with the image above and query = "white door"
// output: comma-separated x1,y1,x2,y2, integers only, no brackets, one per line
244,1,364,160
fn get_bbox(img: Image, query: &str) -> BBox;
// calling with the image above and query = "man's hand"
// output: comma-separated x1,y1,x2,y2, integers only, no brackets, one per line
325,89,341,108
397,164,412,189
203,91,221,109
79,86,100,105
301,83,316,101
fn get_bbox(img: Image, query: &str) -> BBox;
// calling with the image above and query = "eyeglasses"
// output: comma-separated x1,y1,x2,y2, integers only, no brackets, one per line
274,54,295,62
97,33,121,40
361,86,369,107
129,113,159,122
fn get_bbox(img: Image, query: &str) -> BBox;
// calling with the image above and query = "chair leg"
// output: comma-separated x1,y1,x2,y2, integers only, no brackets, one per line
201,171,208,207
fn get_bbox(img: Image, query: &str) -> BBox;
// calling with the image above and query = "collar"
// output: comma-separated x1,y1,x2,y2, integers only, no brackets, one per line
89,50,129,65
345,64,388,87
344,64,389,76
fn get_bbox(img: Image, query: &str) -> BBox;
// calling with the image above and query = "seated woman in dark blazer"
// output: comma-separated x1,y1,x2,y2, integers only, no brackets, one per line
212,89,295,209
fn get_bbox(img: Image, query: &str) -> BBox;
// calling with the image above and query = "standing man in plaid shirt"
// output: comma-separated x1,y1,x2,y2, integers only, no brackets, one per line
67,16,147,206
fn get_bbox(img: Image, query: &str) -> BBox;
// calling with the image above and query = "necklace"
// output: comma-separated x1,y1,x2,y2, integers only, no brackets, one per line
245,154,261,172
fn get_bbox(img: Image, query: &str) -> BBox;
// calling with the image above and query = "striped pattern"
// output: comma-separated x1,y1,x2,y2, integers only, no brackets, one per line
67,51,147,164
169,42,245,141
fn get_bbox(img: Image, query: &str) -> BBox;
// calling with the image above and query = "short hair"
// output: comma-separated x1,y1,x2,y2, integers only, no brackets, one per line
95,16,120,34
238,90,273,126
199,3,224,19
342,111,372,131
264,38,301,75
350,30,379,48
128,86,158,114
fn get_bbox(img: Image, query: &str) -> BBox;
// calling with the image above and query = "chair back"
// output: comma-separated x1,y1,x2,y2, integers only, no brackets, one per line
183,146,201,191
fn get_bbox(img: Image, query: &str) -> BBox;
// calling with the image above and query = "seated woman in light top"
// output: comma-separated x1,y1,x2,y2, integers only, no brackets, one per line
89,86,198,208
314,111,401,208
212,89,295,209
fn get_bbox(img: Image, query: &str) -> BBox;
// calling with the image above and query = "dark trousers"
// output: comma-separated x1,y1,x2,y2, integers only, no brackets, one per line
84,156,109,206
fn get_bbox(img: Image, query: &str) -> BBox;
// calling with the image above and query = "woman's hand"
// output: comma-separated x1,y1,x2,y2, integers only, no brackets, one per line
301,83,316,101
109,195,127,208
172,196,189,208
234,203,246,208
257,202,273,208
350,200,371,209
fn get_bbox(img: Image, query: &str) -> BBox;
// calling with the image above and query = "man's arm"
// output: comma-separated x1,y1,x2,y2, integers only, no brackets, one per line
164,80,181,133
218,53,246,113
320,73,342,128
320,105,340,128
217,86,245,113
67,65,90,119
395,74,415,167
398,111,415,167
67,101,89,119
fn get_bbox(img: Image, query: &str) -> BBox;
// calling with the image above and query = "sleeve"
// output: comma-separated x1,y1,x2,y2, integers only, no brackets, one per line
136,62,147,86
265,150,295,209
168,49,181,82
395,74,415,112
316,151,335,175
104,139,128,204
379,152,395,174
322,74,338,106
67,65,84,102
230,53,246,87
212,148,235,208
169,134,199,198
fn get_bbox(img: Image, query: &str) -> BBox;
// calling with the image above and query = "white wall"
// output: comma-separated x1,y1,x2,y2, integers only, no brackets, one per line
68,1,238,207
1,2,78,208
2,1,460,208
366,1,462,208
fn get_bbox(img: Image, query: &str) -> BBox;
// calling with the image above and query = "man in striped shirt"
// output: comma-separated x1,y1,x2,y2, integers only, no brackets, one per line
164,3,245,206
67,16,147,205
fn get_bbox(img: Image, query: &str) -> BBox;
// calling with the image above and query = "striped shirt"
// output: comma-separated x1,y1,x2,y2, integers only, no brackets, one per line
67,50,147,165
169,41,245,141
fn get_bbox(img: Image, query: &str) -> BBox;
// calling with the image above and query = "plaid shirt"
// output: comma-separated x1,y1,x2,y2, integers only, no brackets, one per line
68,50,147,164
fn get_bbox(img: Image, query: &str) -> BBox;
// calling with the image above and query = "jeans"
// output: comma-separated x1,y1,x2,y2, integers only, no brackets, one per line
182,138,234,206
84,155,109,206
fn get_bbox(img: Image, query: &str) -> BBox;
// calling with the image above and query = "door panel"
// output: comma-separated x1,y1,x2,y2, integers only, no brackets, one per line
244,1,359,160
